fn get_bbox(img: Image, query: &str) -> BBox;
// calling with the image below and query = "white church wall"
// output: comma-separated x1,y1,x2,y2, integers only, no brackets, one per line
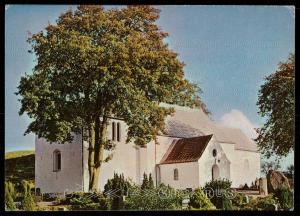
159,161,199,190
143,136,180,186
198,137,231,186
220,142,260,187
35,133,83,194
84,119,139,191
230,149,260,188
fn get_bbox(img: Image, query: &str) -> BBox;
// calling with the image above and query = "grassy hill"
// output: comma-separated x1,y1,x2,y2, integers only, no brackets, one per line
5,150,35,186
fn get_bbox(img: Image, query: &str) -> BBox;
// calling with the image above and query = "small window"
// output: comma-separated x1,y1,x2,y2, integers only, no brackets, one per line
112,122,116,141
117,122,121,142
244,159,250,170
174,168,179,180
53,150,61,172
212,149,217,157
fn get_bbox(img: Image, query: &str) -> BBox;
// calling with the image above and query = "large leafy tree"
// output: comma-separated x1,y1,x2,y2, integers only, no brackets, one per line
256,53,295,158
17,5,208,191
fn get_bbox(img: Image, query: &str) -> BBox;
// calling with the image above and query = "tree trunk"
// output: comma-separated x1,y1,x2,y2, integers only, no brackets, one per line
88,117,107,192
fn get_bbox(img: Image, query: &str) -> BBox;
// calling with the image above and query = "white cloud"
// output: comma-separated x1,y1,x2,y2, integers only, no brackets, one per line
5,5,10,11
217,109,259,139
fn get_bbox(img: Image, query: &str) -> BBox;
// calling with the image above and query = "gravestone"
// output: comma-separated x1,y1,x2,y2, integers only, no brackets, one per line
259,178,268,196
267,170,290,193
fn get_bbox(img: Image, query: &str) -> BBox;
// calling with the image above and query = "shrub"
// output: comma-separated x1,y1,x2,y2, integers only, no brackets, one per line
104,173,131,210
246,194,278,210
124,184,184,210
70,192,110,210
5,181,16,210
21,180,36,211
189,188,215,210
232,193,248,208
204,179,233,210
274,186,293,210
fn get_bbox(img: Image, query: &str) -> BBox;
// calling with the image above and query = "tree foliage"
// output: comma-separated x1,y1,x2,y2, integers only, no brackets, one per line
256,53,295,158
16,5,208,190
261,160,281,176
103,173,131,209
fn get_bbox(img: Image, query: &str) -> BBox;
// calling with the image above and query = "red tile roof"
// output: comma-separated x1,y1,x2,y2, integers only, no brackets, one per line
160,134,213,164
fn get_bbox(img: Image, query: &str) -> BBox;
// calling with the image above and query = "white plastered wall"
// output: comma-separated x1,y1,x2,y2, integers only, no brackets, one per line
158,161,199,189
35,133,83,194
198,136,231,186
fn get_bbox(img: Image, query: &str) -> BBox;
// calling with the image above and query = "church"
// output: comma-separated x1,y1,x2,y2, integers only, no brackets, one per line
35,104,261,194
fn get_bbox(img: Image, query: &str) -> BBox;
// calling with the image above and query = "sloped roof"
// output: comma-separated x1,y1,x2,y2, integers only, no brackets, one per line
160,103,258,152
160,135,213,164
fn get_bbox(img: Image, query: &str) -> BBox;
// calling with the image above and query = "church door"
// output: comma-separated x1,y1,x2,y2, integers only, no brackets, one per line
212,164,220,180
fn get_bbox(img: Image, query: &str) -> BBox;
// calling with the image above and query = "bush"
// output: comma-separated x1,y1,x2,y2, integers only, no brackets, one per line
245,194,278,210
124,183,184,210
204,179,233,210
274,186,293,210
5,181,16,210
189,188,215,210
104,173,131,210
21,180,36,211
232,193,248,208
69,192,110,210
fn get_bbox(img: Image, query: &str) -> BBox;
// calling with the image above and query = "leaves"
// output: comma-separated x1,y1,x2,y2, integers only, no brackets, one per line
256,53,295,158
17,5,207,148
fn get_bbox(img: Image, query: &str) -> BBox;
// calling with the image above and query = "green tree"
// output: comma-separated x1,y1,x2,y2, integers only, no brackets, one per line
148,173,154,189
16,5,208,191
141,173,149,190
103,173,131,209
256,53,295,158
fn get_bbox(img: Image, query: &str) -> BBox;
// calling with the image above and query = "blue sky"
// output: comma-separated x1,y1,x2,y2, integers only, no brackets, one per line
5,5,294,169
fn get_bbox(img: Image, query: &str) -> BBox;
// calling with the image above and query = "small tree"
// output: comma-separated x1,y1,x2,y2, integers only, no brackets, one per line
148,173,154,189
21,180,36,211
103,173,131,210
141,173,149,190
5,182,16,211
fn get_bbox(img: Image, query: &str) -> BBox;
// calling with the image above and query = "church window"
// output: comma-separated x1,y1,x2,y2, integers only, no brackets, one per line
112,122,116,141
53,150,61,172
212,149,217,157
244,159,250,170
174,168,179,180
117,122,121,142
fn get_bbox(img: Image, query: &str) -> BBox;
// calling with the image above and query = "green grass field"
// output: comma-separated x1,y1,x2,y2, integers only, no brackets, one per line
5,150,35,186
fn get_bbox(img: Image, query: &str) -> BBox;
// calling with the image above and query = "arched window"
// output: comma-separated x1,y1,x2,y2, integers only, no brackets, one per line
117,122,121,142
212,164,220,180
244,159,250,170
212,149,217,157
174,168,179,180
53,150,61,172
112,122,116,141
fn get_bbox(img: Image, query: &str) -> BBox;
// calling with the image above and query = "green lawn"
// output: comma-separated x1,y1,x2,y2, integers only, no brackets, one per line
5,150,35,186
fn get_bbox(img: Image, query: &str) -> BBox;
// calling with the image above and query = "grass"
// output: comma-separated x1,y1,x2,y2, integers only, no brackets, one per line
5,150,35,187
